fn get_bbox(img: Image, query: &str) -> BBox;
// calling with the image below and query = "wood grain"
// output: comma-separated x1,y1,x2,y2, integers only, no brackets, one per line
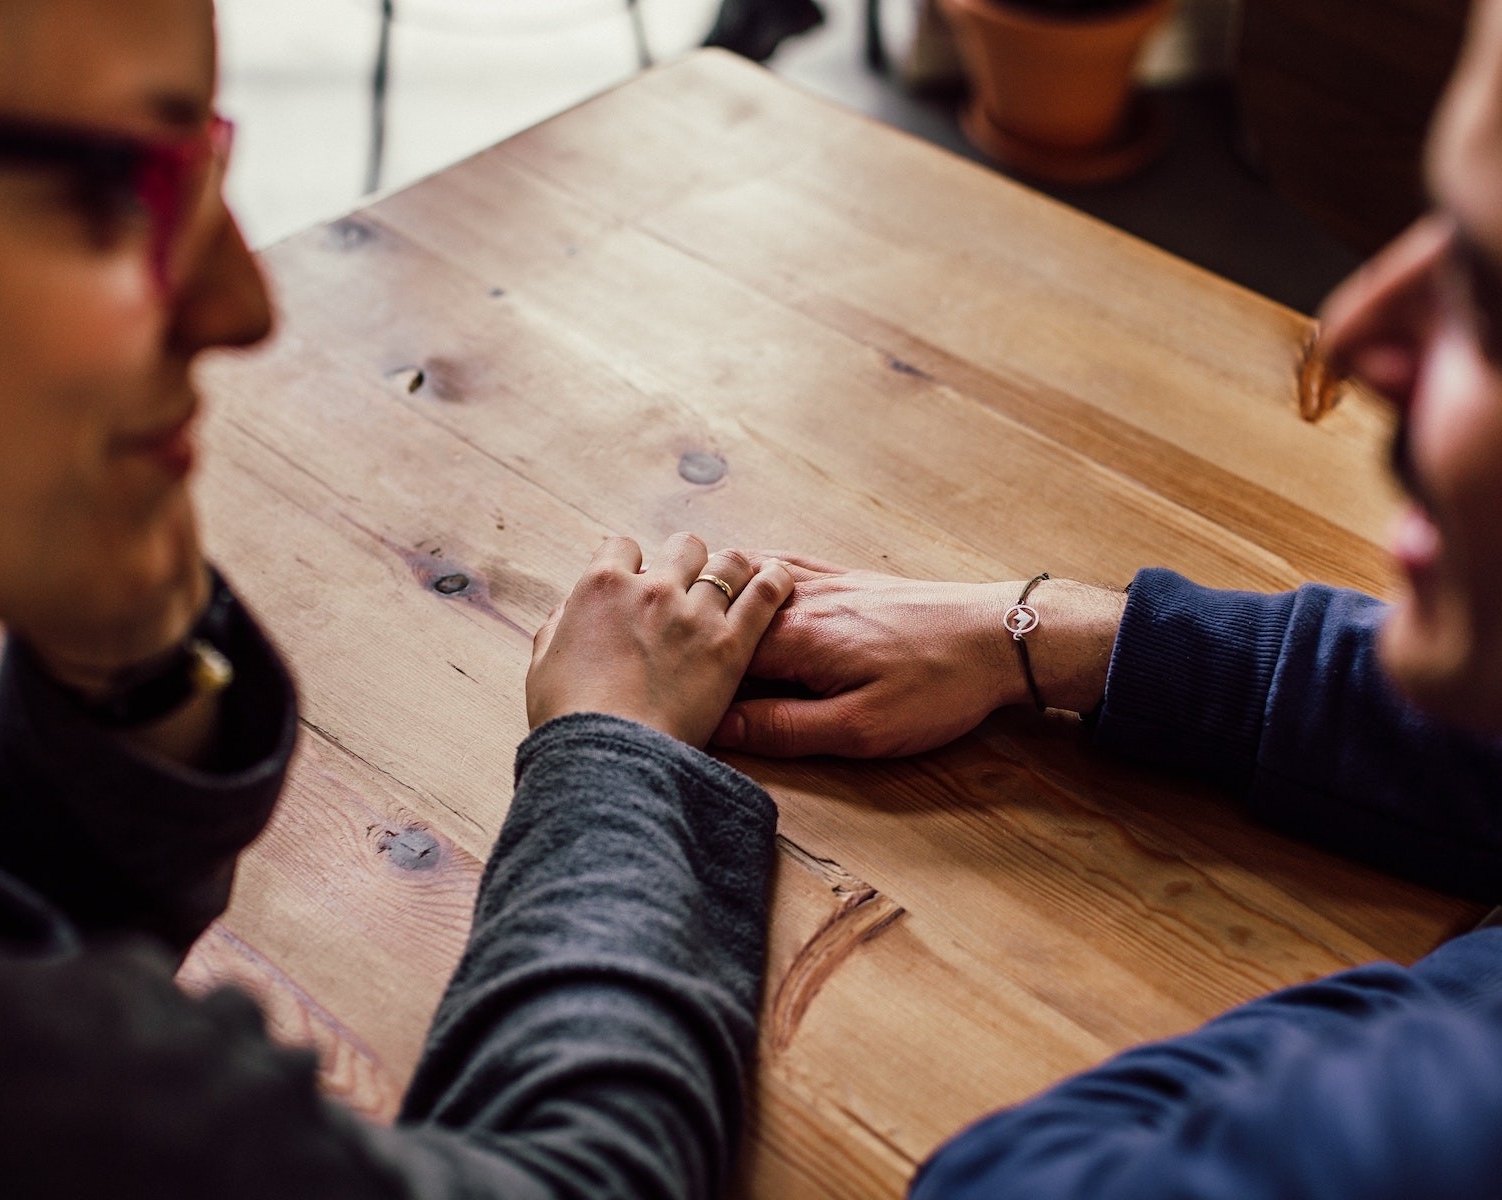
182,51,1480,1198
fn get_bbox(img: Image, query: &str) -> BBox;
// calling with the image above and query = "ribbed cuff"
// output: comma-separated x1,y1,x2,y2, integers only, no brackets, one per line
1093,567,1296,795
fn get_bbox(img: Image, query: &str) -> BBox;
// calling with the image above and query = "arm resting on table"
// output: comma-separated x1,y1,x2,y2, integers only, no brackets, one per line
393,712,776,1199
1095,567,1502,902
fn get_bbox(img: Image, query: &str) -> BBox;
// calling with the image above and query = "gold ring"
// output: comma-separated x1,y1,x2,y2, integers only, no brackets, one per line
692,573,735,603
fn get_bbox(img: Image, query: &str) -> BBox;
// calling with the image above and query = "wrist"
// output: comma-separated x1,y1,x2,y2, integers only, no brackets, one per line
997,577,1127,714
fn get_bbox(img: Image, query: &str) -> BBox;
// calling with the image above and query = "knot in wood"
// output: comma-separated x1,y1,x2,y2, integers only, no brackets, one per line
678,451,727,485
376,826,440,871
327,218,375,250
433,573,470,595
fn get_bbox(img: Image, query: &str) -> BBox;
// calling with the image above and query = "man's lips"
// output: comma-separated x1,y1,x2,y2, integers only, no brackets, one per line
1391,503,1442,577
1387,419,1442,578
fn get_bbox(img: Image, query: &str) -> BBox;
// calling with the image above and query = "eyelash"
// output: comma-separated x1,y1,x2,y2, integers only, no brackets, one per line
61,167,149,249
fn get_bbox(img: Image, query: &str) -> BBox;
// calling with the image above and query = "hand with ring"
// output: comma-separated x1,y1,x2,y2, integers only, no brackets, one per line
527,533,796,748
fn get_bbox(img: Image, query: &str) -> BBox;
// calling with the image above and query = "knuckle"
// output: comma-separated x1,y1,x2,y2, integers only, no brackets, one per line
765,702,799,756
715,548,753,577
744,571,787,607
577,563,626,597
667,531,707,555
642,577,679,606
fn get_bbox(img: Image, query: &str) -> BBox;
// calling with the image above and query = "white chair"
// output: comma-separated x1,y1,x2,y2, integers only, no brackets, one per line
366,0,650,192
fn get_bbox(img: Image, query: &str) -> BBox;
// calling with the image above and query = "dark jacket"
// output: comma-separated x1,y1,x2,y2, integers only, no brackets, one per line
0,580,776,1199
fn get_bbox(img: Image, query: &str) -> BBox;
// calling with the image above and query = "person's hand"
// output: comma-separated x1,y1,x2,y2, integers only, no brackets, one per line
711,555,1128,758
528,534,796,748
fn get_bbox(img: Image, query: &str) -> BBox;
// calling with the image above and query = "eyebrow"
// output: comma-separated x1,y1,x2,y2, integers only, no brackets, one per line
145,90,211,132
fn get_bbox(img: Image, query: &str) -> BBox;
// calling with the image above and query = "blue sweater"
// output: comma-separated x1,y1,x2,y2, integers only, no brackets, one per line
913,568,1502,1199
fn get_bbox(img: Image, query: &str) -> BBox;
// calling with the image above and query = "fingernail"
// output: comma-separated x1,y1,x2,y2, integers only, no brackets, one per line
719,712,746,748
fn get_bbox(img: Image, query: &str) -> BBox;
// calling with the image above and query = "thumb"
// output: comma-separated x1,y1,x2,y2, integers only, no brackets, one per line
712,693,875,758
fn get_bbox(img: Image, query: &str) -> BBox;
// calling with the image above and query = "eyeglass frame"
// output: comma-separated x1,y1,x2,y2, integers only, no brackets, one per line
0,111,234,294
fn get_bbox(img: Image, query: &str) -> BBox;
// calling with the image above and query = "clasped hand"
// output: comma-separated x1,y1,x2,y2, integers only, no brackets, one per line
530,542,1028,757
527,534,795,748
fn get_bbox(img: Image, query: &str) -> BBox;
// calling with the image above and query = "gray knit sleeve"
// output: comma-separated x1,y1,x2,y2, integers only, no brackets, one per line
396,712,778,1199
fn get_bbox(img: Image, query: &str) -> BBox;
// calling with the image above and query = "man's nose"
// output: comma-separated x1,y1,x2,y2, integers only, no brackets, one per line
1316,214,1450,410
167,209,274,356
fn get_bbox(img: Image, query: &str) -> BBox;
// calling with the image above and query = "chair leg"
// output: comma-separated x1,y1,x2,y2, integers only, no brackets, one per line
703,0,826,63
626,0,652,69
864,0,888,73
365,0,394,195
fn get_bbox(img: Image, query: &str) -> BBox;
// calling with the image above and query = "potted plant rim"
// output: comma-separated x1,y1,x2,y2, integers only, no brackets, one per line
937,0,1174,182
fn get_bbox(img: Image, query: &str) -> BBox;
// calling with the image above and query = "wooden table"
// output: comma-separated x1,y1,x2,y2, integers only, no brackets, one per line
180,50,1481,1198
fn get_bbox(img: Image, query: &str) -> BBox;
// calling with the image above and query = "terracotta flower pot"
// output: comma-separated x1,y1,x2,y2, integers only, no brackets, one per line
938,0,1173,181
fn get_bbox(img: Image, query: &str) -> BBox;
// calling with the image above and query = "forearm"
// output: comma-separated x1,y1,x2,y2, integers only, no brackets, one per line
398,713,776,1199
1096,569,1502,901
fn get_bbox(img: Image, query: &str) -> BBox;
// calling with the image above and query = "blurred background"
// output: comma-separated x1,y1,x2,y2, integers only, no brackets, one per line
216,0,1462,314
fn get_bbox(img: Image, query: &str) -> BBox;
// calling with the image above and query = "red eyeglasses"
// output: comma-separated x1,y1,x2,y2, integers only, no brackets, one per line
0,112,233,294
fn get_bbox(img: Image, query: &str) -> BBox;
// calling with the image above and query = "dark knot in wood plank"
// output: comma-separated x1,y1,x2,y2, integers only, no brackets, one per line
342,520,534,638
384,357,466,403
887,355,933,381
678,451,727,485
375,826,441,871
326,217,376,250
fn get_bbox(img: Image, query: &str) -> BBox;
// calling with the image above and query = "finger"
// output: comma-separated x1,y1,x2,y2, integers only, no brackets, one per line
743,549,849,580
652,531,710,587
743,604,821,682
588,535,644,576
531,601,566,662
725,560,795,642
689,548,756,610
711,692,877,757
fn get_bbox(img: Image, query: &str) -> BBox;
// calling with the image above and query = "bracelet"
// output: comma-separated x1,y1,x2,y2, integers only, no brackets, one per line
1003,572,1049,712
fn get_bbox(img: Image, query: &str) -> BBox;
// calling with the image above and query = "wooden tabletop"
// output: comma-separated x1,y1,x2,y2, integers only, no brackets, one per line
180,50,1481,1198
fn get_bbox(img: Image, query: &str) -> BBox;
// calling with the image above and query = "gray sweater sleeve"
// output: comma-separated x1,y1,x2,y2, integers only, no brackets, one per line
0,712,776,1200
389,712,779,1199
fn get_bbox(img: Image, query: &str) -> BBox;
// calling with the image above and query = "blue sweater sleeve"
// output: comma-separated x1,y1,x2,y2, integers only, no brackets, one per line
912,926,1502,1200
1093,568,1502,902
